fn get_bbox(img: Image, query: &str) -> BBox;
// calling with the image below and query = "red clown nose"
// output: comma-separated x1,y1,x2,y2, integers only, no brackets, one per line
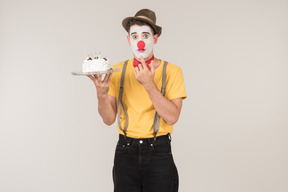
137,40,145,49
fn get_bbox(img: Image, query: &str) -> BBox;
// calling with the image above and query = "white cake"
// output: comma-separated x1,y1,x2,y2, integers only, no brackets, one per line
82,55,111,73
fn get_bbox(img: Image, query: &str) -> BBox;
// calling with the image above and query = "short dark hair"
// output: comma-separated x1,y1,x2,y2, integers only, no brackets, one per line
127,19,155,35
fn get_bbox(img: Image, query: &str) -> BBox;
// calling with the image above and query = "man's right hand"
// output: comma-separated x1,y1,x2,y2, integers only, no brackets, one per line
87,73,112,99
86,72,117,125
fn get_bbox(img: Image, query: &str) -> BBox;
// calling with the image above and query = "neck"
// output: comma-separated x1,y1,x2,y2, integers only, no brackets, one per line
133,55,154,69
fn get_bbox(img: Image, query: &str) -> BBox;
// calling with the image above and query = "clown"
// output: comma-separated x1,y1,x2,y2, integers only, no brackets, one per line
87,9,187,192
128,25,156,69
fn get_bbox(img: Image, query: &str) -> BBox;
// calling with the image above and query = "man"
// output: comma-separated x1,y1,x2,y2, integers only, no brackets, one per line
88,9,186,192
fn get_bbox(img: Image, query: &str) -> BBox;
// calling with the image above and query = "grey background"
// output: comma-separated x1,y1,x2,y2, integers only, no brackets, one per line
0,0,287,191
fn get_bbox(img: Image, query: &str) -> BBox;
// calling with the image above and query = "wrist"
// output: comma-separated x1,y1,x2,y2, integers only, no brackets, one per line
144,81,156,92
97,92,108,100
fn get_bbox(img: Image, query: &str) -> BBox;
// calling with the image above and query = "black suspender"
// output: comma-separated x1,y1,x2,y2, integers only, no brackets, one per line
117,60,168,140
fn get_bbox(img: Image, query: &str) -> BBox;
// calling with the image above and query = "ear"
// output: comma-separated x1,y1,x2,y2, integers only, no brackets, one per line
127,35,131,46
153,34,159,44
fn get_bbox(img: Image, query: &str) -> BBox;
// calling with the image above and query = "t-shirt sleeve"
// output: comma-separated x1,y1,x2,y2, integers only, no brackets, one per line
165,65,187,100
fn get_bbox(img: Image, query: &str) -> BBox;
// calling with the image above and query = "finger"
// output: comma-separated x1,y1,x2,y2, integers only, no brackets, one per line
107,72,112,82
91,74,99,84
135,65,140,71
87,75,93,79
97,74,102,82
135,64,140,75
134,67,139,75
87,75,95,80
103,73,109,81
140,56,145,63
134,70,138,78
140,56,147,69
103,72,111,82
138,63,144,70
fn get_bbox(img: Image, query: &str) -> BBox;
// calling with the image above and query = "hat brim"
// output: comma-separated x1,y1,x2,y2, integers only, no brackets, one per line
122,16,162,37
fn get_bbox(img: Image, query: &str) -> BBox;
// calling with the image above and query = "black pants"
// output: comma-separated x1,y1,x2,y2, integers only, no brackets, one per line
113,134,179,192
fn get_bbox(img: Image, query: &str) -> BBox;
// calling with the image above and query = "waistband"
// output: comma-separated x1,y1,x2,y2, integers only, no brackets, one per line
118,134,171,145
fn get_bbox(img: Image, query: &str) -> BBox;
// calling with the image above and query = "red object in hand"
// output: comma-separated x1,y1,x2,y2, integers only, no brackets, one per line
133,55,154,70
137,41,145,49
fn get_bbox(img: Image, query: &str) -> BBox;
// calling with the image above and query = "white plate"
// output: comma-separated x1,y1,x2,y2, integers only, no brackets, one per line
71,68,120,76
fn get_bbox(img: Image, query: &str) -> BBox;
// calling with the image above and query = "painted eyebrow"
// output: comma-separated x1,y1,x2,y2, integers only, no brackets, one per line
130,32,150,35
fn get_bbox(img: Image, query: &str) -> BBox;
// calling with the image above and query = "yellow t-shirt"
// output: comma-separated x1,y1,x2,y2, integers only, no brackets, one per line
108,59,187,138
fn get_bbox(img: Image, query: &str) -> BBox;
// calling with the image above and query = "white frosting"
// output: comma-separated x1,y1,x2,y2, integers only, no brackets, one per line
82,57,111,73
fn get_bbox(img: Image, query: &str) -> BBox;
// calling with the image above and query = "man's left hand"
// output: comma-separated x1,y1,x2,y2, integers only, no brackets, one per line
134,56,155,88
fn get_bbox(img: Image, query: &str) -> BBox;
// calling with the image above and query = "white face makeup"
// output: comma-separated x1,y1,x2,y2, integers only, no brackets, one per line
129,25,154,59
